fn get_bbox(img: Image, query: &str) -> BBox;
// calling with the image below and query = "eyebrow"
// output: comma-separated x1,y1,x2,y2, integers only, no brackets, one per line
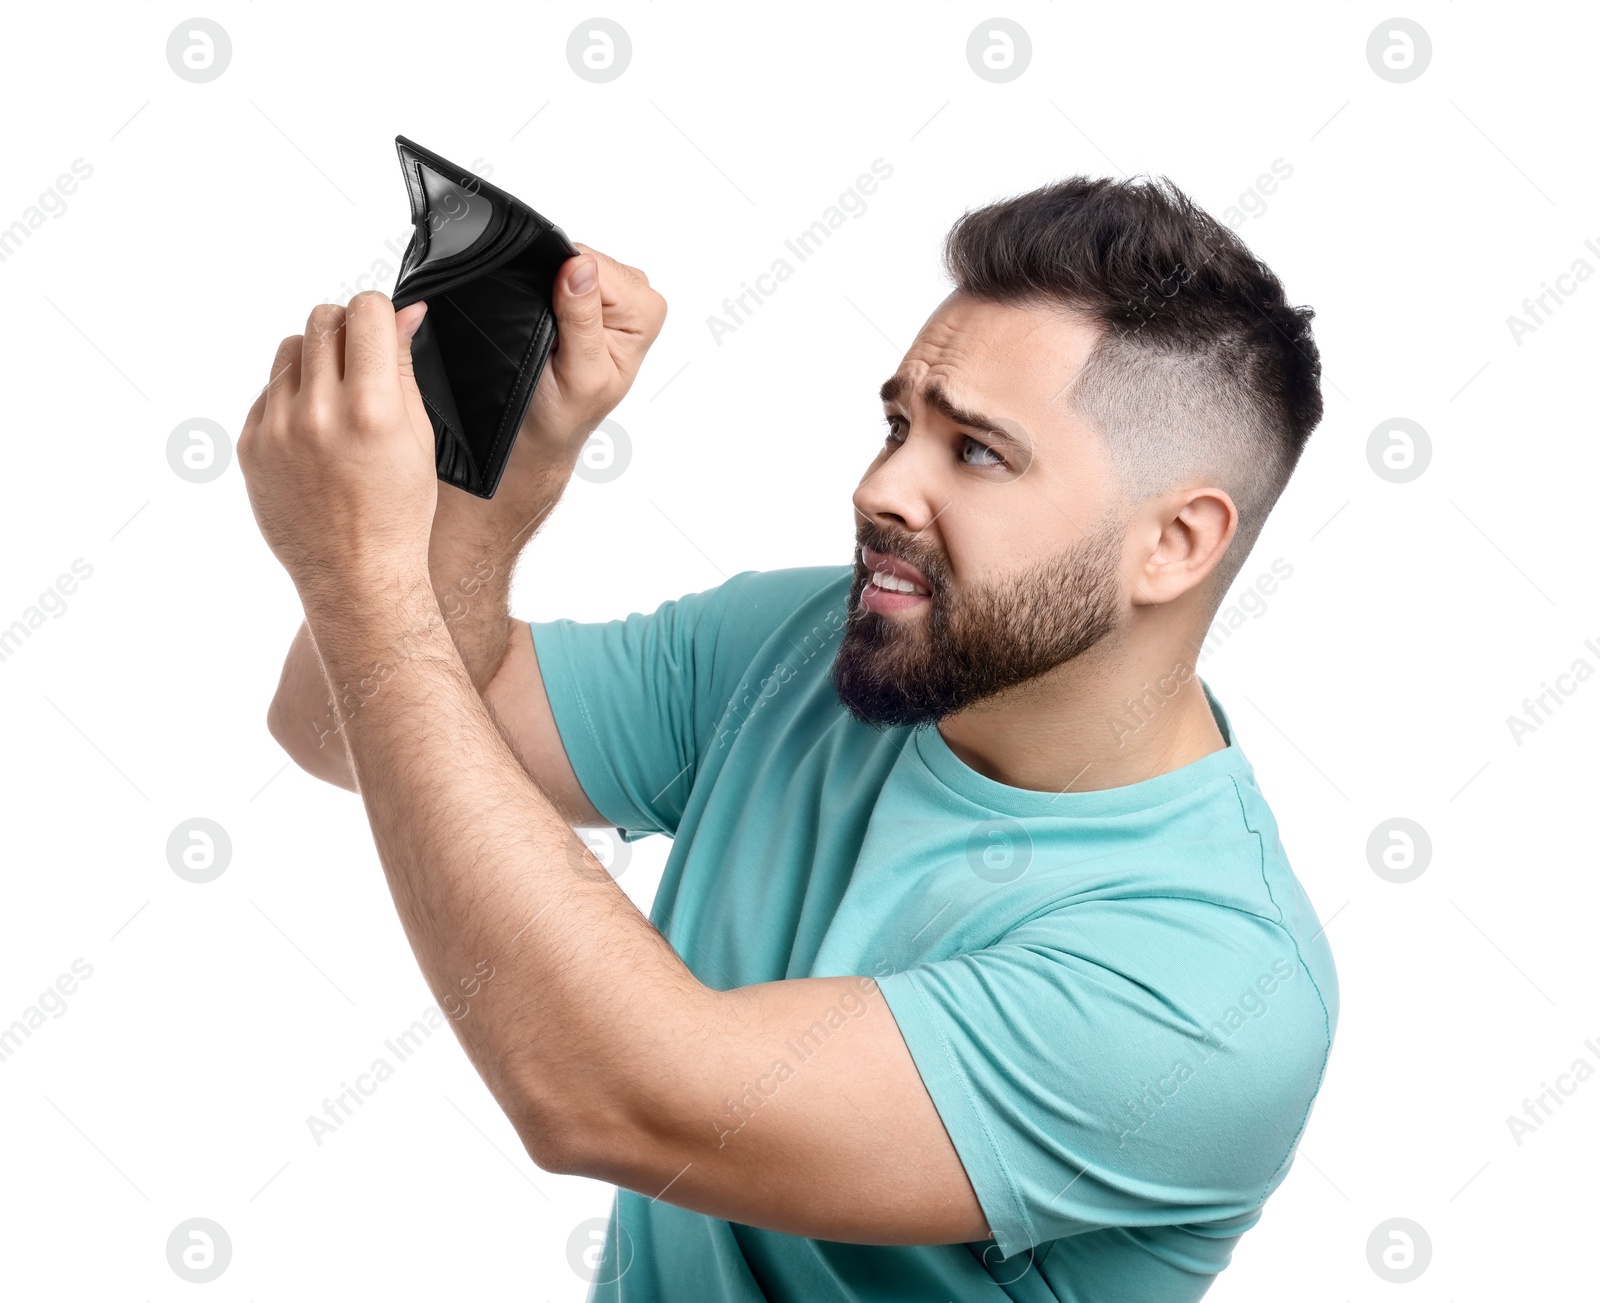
878,374,1026,451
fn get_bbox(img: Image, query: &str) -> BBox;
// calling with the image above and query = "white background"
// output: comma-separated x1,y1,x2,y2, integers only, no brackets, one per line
0,1,1594,1298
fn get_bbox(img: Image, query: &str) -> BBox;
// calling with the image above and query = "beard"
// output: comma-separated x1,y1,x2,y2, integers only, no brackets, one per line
830,516,1126,730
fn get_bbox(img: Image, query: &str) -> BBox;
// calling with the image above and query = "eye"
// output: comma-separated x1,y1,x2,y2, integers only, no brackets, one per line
882,413,907,444
961,435,1006,468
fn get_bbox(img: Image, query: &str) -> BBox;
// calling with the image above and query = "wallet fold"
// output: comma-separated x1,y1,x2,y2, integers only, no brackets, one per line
390,135,577,499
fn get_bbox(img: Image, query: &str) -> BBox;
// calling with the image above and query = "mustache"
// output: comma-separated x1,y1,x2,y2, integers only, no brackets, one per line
853,522,949,592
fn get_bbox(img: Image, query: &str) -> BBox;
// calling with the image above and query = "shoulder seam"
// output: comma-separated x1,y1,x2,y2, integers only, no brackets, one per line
1229,774,1336,1202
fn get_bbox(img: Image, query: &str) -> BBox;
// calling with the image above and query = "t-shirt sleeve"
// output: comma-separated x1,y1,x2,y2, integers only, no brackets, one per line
875,897,1335,1262
527,566,846,841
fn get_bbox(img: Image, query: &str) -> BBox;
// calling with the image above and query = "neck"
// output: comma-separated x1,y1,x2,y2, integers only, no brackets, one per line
936,624,1225,795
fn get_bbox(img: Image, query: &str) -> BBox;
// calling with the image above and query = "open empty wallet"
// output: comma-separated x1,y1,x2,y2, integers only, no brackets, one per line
390,135,578,499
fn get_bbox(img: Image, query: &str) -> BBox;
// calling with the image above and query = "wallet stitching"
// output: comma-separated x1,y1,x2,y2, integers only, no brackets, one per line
402,160,430,271
428,279,534,493
420,388,480,486
406,306,477,488
483,309,551,491
477,230,556,490
399,224,536,494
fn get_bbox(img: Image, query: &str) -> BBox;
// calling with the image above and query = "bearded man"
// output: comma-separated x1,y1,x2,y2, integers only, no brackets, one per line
253,173,1338,1302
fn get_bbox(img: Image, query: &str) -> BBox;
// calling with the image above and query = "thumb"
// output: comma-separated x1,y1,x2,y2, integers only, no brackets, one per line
551,255,605,375
396,300,427,343
395,301,427,380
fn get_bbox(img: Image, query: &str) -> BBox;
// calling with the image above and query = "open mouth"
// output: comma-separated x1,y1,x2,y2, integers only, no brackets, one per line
860,545,931,614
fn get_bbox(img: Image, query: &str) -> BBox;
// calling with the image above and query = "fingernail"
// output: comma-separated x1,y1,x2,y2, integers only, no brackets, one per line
568,259,596,295
400,302,427,341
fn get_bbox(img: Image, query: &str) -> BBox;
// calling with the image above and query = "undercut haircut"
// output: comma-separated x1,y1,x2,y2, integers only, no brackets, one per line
942,174,1323,598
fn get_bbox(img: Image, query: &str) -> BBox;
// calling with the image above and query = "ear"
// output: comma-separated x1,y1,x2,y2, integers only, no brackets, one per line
1132,487,1238,606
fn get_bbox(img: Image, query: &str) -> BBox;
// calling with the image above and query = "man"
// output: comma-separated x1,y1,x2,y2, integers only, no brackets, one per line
250,174,1338,1301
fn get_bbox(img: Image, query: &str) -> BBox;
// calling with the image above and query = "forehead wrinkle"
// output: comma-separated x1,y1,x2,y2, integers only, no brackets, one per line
879,373,1026,451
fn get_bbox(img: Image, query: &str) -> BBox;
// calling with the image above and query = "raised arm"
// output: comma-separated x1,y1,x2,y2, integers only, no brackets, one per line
239,287,991,1251
264,243,665,828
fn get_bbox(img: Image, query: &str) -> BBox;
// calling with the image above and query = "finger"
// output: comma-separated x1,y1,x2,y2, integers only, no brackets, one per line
343,290,400,387
302,304,347,389
394,301,428,385
571,242,649,308
241,382,268,436
395,301,427,342
550,253,607,380
268,334,303,397
568,241,668,356
237,383,270,465
573,244,665,343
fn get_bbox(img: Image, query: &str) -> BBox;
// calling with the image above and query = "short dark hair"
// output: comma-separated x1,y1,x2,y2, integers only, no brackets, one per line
942,174,1322,596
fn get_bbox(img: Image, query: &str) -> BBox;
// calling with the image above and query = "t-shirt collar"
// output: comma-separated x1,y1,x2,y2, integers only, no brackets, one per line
911,676,1251,818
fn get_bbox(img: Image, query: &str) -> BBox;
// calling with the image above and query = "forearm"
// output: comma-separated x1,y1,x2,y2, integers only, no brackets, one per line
264,619,360,789
268,457,576,782
304,579,714,1165
425,471,569,692
302,589,982,1237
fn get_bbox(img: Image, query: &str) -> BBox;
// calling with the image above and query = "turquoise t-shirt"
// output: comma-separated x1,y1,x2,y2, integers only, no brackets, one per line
529,566,1338,1302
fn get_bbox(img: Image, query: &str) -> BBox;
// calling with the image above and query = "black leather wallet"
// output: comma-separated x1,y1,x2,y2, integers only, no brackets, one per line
390,135,577,499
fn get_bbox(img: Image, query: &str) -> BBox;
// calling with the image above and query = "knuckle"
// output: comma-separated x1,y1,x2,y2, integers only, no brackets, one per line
348,389,390,431
268,339,301,387
299,396,338,437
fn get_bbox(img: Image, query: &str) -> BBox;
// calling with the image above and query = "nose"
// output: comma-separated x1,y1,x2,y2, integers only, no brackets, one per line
853,434,943,538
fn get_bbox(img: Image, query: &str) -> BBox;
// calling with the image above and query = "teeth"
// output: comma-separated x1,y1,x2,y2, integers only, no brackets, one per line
870,570,924,595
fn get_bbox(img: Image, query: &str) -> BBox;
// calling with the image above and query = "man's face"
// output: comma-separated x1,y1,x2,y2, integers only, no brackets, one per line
832,293,1131,729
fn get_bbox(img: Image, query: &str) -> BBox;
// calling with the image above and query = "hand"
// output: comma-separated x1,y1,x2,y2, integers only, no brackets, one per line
493,242,667,510
238,292,436,605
